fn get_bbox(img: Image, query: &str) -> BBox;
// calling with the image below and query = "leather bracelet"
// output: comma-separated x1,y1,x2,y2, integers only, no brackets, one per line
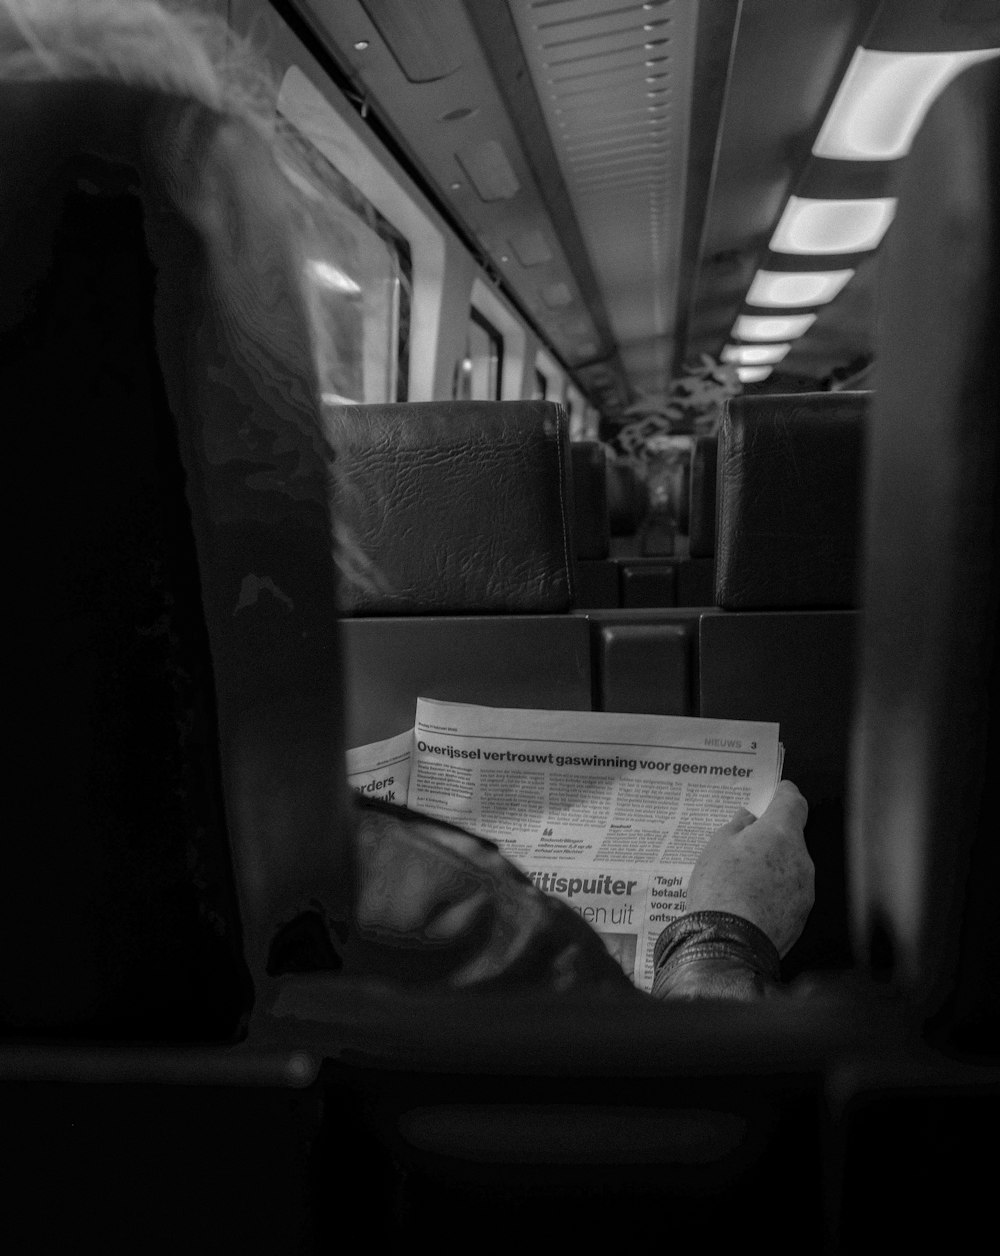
652,910,782,999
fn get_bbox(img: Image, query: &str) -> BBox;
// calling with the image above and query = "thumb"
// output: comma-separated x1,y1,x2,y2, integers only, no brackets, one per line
719,807,756,836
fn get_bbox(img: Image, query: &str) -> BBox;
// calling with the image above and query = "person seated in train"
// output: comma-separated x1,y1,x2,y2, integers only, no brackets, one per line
3,0,814,1007
348,781,813,1001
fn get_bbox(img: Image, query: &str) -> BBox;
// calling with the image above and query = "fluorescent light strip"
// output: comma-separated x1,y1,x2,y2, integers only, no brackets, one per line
814,47,1000,161
770,195,897,254
733,313,816,342
746,269,854,307
722,343,790,366
737,366,773,384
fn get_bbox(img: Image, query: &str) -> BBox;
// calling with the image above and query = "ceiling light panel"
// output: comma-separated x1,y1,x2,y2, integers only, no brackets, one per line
737,366,773,383
770,195,897,254
722,343,791,365
733,313,816,341
813,47,1000,161
746,269,855,307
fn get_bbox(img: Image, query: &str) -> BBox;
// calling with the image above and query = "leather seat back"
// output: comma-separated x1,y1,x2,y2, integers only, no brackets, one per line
326,400,575,614
715,392,868,610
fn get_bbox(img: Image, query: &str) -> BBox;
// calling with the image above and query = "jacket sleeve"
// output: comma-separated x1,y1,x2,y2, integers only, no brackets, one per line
328,796,636,996
651,911,782,1001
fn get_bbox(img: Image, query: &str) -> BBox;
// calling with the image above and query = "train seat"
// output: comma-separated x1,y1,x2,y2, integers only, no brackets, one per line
606,457,648,544
569,438,612,560
327,399,593,747
702,390,869,795
831,55,1000,1247
695,392,869,975
608,434,717,610
688,432,719,560
624,430,720,607
848,55,1000,1054
326,399,574,616
2,58,345,1254
569,437,620,608
581,438,718,715
587,394,867,726
4,72,357,1039
714,391,868,612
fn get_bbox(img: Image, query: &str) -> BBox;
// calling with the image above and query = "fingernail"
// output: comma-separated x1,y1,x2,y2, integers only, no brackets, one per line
733,807,756,828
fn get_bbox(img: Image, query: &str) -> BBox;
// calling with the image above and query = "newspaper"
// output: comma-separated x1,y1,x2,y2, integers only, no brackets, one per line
346,698,783,993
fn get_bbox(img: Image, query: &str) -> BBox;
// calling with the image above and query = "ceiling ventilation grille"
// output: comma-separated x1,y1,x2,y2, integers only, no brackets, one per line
508,0,697,399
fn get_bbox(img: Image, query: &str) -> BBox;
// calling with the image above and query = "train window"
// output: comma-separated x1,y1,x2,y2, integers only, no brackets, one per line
565,385,585,439
276,119,411,405
535,350,563,405
567,388,600,442
453,307,504,401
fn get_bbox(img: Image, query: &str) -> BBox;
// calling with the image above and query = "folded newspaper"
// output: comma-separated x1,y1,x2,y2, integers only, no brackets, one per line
346,698,784,993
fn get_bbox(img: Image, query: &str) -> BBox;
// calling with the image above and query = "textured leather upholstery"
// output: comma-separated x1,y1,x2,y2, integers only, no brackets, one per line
715,392,868,610
326,400,575,614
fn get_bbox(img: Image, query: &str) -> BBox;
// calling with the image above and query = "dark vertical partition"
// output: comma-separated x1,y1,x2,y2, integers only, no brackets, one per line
848,58,1000,1051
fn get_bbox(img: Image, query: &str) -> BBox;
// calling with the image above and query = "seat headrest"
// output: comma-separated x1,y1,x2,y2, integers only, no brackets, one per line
715,391,868,610
326,400,575,614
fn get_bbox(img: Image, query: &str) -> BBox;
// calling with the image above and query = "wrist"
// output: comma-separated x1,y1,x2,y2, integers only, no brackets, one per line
651,910,782,1000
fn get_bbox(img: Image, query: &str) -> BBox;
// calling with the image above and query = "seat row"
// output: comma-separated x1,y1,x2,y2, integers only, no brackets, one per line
336,392,864,752
334,389,867,974
572,432,718,608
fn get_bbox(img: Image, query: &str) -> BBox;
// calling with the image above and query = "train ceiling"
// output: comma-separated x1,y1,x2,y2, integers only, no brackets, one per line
278,0,1000,418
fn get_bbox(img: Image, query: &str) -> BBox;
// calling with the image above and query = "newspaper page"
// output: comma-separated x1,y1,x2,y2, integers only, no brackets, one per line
345,730,413,805
347,699,782,993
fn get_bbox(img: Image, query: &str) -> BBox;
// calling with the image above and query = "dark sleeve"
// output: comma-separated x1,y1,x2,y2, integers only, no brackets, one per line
333,796,636,996
651,911,782,1001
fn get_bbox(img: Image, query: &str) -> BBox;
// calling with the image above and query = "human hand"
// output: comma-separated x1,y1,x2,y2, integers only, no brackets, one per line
684,780,814,957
